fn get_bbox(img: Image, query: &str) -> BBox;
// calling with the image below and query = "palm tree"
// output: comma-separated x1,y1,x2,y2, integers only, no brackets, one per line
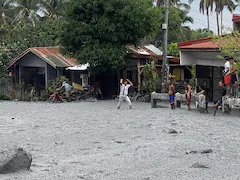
12,0,41,26
158,0,192,10
218,0,236,34
200,0,236,35
199,0,214,31
178,10,193,41
39,0,69,19
0,0,15,25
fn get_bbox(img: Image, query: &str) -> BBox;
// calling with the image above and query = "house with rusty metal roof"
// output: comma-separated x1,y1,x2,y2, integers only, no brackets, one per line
7,45,185,98
7,47,89,92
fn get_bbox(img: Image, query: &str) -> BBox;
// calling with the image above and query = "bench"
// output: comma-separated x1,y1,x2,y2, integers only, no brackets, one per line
151,92,206,112
222,96,240,113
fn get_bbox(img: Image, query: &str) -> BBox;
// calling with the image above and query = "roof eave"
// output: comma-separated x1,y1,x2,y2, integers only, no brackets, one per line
7,49,31,70
180,48,219,52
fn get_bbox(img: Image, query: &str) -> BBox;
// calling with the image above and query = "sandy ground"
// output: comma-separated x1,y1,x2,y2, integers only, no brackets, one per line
0,100,240,180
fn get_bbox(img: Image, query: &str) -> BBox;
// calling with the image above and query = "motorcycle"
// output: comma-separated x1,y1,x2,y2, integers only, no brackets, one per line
48,89,63,103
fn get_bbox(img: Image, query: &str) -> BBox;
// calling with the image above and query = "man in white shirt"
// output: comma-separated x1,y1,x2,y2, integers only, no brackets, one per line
61,81,73,101
117,78,133,109
224,56,230,75
223,56,231,96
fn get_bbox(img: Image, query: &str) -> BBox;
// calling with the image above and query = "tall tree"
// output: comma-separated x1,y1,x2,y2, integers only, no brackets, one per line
60,0,159,71
39,0,69,19
200,0,236,35
12,0,40,26
218,0,236,34
199,0,214,31
0,0,15,25
191,28,214,39
158,0,192,10
152,6,193,47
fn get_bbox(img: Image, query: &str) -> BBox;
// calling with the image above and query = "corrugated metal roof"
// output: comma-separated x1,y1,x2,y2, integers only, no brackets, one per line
8,45,180,70
178,37,219,50
127,44,180,63
8,47,77,69
144,45,163,56
233,14,240,22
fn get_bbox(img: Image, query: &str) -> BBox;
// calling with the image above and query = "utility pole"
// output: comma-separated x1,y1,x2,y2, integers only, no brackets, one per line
161,0,169,92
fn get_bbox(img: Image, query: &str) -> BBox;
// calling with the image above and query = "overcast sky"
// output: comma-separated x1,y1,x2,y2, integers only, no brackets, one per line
182,0,239,33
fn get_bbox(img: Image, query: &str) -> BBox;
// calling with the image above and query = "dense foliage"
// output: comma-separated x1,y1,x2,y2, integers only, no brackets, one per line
0,0,233,77
213,31,240,72
60,0,160,71
143,61,158,95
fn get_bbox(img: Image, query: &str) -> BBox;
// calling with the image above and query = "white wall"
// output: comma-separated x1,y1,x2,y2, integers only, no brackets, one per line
180,51,225,67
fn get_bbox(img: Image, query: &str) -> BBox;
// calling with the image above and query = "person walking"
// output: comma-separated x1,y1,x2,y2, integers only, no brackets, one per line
61,81,73,102
184,79,192,111
214,81,227,116
117,78,133,109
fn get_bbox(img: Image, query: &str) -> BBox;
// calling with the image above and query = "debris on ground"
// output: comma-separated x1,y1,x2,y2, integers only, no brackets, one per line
200,149,213,154
186,149,213,155
191,162,209,169
166,128,178,134
0,148,32,174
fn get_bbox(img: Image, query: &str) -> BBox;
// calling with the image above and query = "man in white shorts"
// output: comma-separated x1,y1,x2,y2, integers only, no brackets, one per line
117,78,133,109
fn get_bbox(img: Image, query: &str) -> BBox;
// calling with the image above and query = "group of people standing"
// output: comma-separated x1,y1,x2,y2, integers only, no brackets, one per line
167,56,239,116
223,56,239,98
168,79,192,111
168,79,227,116
118,56,239,114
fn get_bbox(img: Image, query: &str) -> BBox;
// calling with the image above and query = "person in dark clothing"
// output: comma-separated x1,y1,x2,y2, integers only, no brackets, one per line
214,81,227,116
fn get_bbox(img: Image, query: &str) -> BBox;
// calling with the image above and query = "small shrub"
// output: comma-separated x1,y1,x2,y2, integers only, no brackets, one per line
143,61,158,95
0,94,10,100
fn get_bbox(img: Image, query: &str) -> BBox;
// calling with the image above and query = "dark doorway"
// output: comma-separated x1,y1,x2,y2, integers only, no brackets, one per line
196,65,223,102
22,67,45,92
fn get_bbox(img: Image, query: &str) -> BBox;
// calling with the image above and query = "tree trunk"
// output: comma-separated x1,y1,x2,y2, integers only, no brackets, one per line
216,9,220,35
207,10,210,30
220,11,223,35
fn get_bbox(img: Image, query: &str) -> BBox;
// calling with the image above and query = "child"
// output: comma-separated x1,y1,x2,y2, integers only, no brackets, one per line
199,86,208,113
168,80,175,109
184,79,192,111
117,78,133,109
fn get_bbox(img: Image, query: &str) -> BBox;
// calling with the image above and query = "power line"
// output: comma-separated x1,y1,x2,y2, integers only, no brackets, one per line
193,19,218,31
190,8,234,23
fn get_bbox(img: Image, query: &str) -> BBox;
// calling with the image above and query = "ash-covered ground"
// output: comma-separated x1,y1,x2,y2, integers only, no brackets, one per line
0,100,240,180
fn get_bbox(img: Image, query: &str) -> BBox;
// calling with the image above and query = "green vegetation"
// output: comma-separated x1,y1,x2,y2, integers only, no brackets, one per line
143,61,158,95
0,0,237,77
60,0,160,72
213,31,240,73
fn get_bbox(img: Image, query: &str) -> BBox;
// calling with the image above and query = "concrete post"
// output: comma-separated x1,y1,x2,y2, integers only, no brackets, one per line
45,63,48,87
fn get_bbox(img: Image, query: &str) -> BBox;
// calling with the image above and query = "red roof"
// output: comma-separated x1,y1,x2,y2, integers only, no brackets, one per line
8,47,77,69
178,37,219,51
233,14,240,22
